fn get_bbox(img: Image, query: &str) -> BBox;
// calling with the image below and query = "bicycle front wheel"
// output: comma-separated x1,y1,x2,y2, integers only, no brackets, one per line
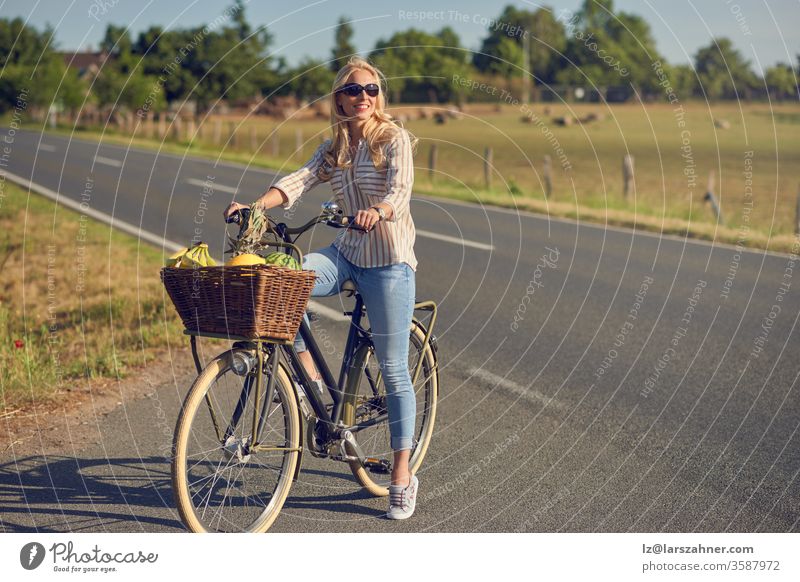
171,347,300,532
342,322,439,496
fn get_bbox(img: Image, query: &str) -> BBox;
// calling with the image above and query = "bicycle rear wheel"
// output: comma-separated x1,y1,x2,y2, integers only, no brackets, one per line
342,323,438,496
171,347,300,532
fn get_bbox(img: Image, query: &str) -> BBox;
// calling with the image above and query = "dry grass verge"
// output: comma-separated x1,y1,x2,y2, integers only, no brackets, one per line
0,181,184,412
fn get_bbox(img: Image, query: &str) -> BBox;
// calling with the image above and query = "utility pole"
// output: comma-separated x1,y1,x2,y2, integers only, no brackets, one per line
522,30,531,105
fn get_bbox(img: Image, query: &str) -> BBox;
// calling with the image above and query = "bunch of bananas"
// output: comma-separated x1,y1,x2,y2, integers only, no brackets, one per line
164,243,217,268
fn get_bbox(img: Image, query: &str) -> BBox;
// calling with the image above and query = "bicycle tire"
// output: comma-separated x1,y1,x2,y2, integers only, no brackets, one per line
171,348,300,532
342,322,438,496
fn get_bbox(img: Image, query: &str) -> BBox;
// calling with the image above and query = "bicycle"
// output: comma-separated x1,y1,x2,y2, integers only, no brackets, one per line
169,202,440,533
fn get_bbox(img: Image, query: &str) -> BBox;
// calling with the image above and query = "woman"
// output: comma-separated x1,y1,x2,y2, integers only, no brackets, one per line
224,56,420,520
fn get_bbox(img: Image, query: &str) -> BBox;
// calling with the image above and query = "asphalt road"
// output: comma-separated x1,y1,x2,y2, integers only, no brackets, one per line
1,128,798,533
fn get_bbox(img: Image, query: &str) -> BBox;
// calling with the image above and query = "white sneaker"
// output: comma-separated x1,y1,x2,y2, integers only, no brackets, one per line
387,475,418,520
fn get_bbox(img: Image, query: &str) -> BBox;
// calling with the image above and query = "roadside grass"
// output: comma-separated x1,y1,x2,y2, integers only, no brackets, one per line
45,100,800,253
0,181,184,412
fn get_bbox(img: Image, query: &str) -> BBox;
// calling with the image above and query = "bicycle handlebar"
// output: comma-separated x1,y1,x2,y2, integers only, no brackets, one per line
224,207,366,241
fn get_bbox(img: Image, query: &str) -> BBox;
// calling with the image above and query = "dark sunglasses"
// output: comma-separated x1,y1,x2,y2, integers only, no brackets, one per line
336,82,380,97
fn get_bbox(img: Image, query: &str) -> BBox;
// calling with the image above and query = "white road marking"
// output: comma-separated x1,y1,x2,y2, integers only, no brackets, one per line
185,178,239,195
3,171,184,252
96,156,123,168
38,144,57,152
416,229,494,251
467,366,567,412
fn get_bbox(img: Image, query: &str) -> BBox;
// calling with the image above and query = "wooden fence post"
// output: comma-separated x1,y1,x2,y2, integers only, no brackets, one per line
232,122,240,149
295,128,303,157
703,170,723,224
795,184,800,236
484,147,493,190
271,130,279,157
543,155,552,198
213,119,221,146
428,144,438,181
622,154,634,199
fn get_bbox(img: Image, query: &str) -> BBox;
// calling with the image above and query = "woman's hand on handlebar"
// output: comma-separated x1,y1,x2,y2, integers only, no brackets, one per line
223,202,249,221
354,208,380,232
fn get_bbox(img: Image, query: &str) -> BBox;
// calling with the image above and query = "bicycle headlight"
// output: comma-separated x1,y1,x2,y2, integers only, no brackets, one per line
231,351,256,376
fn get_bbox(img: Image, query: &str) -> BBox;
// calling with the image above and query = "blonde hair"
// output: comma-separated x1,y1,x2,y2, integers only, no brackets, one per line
319,56,416,180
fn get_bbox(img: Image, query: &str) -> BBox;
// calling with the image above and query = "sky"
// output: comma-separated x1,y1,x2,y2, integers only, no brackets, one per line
1,0,798,73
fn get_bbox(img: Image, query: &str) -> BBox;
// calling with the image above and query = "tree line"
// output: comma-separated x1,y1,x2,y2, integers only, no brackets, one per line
1,0,797,117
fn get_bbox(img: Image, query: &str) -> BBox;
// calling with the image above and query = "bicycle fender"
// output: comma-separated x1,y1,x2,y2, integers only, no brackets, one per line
412,318,438,358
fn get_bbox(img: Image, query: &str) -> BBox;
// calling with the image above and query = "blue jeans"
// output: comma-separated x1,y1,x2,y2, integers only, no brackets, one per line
293,244,417,451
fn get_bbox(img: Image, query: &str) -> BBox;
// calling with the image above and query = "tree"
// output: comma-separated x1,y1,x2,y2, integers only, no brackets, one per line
93,24,163,115
188,3,278,110
290,58,335,100
764,64,797,100
666,63,697,100
605,11,662,92
693,38,757,99
556,0,665,97
475,33,523,78
528,8,568,84
370,28,470,102
0,18,86,115
134,26,196,104
473,5,566,85
100,24,132,56
331,17,356,72
126,2,280,112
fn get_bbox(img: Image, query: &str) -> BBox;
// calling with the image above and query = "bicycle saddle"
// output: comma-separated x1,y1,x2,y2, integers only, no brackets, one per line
341,279,357,297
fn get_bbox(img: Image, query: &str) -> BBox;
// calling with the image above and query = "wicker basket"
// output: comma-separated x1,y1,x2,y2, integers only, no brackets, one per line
161,265,316,341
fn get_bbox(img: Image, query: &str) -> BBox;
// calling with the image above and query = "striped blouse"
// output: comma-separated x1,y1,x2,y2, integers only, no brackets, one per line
271,127,417,271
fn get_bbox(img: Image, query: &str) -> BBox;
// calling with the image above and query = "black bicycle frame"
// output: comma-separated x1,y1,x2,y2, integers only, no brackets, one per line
279,292,369,431
272,222,373,441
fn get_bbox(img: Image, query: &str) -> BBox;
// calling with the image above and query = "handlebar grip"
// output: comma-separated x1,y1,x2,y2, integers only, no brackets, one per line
225,207,251,225
340,215,368,231
226,207,252,238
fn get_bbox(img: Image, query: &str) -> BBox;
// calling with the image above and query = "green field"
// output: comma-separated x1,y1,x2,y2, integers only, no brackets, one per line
58,100,800,252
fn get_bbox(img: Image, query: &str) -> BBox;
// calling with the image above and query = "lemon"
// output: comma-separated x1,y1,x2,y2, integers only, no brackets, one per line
225,253,265,267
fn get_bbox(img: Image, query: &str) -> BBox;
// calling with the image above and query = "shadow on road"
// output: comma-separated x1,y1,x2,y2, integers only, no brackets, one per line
0,454,181,532
0,455,388,531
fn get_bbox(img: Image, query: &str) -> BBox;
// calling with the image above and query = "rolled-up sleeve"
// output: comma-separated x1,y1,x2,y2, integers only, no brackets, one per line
272,140,329,208
380,130,414,222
